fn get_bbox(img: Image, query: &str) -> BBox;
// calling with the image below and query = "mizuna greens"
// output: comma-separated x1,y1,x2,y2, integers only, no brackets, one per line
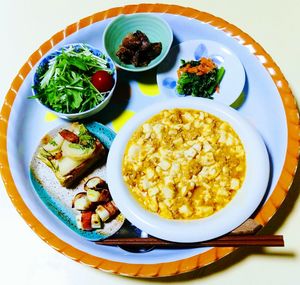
30,44,114,114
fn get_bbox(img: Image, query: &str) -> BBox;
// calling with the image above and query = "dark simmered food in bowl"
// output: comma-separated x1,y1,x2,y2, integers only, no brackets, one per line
116,30,162,67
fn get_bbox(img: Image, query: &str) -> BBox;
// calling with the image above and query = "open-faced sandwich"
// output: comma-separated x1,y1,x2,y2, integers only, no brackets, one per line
37,123,105,188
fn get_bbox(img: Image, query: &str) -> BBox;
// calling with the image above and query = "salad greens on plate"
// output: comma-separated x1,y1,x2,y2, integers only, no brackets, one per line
30,44,115,114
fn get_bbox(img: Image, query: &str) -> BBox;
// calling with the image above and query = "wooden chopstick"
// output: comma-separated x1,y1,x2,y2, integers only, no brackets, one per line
96,235,284,248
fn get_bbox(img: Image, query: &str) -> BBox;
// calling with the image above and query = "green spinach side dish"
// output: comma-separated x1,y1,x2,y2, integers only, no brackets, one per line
176,58,225,98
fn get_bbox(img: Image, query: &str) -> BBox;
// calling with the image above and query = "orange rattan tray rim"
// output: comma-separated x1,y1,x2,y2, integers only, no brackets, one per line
0,4,299,278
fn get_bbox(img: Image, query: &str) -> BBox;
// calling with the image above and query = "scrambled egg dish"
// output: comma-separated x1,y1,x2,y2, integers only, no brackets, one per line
122,109,246,220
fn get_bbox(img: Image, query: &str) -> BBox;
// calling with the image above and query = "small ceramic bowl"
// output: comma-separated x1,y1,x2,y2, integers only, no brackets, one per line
103,14,173,72
107,97,270,243
32,43,116,121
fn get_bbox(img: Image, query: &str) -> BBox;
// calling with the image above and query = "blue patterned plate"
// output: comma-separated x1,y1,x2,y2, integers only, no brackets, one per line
29,121,125,241
157,39,245,107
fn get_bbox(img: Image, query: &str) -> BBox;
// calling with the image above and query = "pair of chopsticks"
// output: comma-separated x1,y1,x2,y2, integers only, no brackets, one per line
97,235,284,248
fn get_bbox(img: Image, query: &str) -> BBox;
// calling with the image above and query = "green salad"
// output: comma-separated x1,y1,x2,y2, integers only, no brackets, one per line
30,44,114,114
176,58,225,98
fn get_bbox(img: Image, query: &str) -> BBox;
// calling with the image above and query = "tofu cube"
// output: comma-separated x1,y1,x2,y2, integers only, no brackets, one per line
203,141,212,152
158,160,171,170
192,143,202,152
178,205,192,217
148,186,159,197
146,168,155,179
128,145,141,161
200,152,215,165
230,178,240,190
162,186,174,199
184,147,197,159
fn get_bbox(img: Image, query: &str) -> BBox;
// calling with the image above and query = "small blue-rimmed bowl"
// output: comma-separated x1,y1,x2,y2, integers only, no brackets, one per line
103,14,173,72
32,43,117,120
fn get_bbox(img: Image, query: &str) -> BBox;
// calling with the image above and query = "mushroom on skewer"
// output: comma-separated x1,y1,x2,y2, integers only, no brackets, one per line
87,188,110,203
72,192,92,211
84,176,110,203
73,177,119,231
96,201,119,222
84,177,107,191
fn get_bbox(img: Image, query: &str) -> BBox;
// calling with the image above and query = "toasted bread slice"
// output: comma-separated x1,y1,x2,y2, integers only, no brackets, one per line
37,123,106,188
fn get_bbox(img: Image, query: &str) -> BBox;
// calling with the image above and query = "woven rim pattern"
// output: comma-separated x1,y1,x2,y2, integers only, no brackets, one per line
0,4,299,277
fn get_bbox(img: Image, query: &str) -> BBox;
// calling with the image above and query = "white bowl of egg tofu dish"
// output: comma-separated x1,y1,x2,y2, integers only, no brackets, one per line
107,97,270,243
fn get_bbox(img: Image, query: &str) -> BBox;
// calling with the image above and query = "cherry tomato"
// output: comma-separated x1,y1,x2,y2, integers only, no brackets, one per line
91,70,114,92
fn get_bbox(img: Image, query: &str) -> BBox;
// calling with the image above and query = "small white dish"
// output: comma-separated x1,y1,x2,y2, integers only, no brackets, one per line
157,40,245,107
107,97,269,243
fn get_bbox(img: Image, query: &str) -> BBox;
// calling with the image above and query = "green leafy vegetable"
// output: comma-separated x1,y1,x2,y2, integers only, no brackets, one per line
30,44,114,114
207,67,225,94
78,124,96,148
68,143,83,150
176,59,225,99
49,140,58,146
